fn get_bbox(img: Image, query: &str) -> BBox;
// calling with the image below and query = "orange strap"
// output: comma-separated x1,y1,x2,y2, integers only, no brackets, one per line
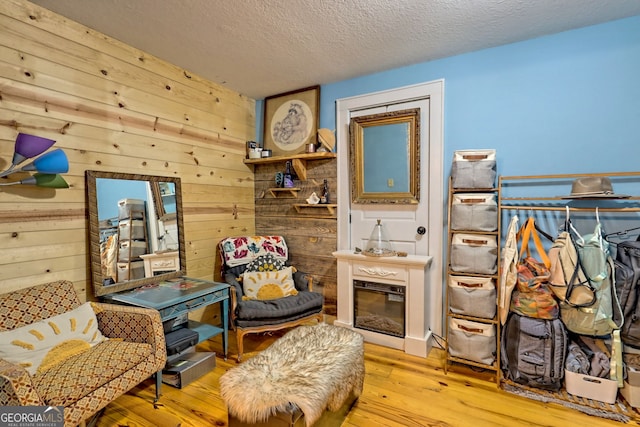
519,217,551,268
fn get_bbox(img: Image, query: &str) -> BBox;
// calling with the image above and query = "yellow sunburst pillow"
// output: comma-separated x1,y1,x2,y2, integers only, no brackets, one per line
0,302,107,375
242,266,298,301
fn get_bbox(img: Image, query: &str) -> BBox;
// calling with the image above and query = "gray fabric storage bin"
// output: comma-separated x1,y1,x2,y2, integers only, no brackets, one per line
448,318,496,365
450,233,498,274
118,240,147,261
448,276,497,319
118,198,145,219
451,149,496,189
450,193,498,231
116,260,144,281
118,219,145,240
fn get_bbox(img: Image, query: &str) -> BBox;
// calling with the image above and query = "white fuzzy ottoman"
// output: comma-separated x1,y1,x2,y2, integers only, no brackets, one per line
220,324,365,427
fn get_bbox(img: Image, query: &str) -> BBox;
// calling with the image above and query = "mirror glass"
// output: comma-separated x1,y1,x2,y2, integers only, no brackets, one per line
349,108,420,204
86,170,186,296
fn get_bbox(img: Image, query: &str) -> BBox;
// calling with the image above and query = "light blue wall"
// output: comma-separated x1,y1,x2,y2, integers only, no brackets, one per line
257,15,640,178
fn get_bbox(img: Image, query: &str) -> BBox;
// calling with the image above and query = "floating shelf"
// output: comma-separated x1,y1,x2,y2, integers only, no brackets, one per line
293,203,337,215
244,152,336,181
268,188,300,198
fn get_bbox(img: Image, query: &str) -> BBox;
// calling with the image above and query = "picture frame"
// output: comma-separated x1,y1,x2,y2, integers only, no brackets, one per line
349,108,420,204
263,85,320,156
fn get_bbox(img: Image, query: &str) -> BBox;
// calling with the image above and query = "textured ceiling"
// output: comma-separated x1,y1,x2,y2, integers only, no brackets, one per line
30,0,640,99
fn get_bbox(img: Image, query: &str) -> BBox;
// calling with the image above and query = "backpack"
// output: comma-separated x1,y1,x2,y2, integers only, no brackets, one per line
501,312,568,391
615,237,640,347
549,215,621,337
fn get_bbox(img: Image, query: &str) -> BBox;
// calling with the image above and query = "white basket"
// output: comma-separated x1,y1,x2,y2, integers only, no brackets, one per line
450,233,498,274
448,318,496,365
451,193,497,231
118,198,145,219
448,276,496,319
118,240,147,261
451,149,496,189
118,220,145,240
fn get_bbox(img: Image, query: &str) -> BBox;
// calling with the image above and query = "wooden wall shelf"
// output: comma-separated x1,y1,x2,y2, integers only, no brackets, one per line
244,152,336,181
268,188,300,198
293,204,337,215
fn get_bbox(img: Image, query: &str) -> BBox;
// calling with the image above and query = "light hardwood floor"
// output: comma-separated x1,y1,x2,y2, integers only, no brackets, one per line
95,324,635,427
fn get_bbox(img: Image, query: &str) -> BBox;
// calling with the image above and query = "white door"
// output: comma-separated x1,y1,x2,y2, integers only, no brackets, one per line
336,80,445,335
349,99,430,255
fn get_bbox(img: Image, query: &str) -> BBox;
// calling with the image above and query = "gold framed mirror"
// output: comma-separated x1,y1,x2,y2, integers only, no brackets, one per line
86,170,186,296
349,108,420,204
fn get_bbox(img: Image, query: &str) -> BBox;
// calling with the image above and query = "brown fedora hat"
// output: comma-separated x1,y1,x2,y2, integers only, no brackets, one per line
562,176,629,199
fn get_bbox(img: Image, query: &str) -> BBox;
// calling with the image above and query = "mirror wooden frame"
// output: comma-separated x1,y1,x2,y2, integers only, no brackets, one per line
349,108,420,204
86,170,186,296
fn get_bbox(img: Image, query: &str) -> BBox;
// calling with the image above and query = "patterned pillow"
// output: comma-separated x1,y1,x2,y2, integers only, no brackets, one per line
245,253,286,273
221,236,288,267
0,302,107,375
242,266,298,301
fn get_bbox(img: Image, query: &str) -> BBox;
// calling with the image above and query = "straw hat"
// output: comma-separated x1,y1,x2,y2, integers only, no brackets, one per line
562,176,629,199
317,128,335,152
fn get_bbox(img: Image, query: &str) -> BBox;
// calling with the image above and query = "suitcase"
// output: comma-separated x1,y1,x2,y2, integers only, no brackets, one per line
165,327,199,356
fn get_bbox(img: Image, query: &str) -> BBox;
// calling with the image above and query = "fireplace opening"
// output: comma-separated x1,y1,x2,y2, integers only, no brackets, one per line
353,280,405,338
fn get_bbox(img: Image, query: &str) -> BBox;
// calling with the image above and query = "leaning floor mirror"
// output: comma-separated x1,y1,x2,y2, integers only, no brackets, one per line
86,170,186,296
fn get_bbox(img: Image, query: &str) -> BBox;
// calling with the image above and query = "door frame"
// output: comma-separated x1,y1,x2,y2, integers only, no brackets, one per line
336,79,445,335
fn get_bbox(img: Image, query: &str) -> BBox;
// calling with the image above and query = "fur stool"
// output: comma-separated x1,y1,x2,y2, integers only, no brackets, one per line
220,324,365,427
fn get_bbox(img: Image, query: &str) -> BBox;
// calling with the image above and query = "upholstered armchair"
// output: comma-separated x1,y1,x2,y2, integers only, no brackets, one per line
219,235,324,362
0,280,166,427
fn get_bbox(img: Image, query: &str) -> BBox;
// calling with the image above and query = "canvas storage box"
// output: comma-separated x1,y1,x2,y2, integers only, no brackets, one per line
451,149,496,189
118,240,147,261
118,198,145,219
162,351,216,389
621,380,640,407
448,318,496,365
565,369,618,404
118,219,145,240
448,276,497,319
116,260,144,282
450,233,498,275
450,193,498,232
620,364,640,407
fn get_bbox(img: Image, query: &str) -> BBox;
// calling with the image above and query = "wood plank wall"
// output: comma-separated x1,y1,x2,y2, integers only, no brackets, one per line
253,159,337,315
0,0,256,299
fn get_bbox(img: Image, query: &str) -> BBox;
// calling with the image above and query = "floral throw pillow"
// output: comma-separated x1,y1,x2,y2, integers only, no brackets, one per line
221,236,288,267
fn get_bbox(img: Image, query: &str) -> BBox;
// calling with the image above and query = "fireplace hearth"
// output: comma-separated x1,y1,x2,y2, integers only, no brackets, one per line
333,250,433,357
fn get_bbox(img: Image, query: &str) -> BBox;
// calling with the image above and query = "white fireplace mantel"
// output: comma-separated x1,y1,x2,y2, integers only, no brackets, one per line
332,250,433,357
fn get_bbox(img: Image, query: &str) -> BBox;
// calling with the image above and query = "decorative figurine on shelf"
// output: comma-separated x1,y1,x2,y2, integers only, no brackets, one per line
275,172,284,188
283,161,294,188
306,192,320,204
320,179,330,204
